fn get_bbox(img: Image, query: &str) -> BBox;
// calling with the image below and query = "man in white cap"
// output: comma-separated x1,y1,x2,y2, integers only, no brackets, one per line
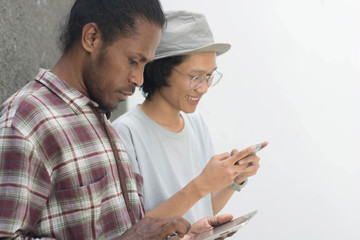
113,10,268,224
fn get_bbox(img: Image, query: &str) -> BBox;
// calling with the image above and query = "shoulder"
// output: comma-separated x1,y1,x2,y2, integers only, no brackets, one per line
112,106,141,138
0,81,69,139
183,110,207,129
112,106,147,131
0,82,50,163
1,81,48,129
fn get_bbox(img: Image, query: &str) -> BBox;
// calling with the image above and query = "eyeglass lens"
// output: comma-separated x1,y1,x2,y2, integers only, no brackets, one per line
190,72,221,89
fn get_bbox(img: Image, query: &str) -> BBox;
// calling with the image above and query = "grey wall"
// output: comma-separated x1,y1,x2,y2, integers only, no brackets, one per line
0,0,126,120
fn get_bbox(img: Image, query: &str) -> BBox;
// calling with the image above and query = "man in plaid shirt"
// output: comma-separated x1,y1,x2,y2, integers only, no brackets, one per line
0,0,197,239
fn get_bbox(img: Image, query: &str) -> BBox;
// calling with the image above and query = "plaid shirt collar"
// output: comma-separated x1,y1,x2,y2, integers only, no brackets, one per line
34,68,100,115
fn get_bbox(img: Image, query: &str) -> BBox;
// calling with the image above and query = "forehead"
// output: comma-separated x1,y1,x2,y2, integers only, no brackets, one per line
108,21,162,62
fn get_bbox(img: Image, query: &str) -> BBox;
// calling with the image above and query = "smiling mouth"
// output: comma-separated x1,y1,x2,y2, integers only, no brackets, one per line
186,95,200,101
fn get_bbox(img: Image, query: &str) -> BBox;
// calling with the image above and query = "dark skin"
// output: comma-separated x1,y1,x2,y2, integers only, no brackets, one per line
119,216,190,240
50,19,234,239
52,20,160,111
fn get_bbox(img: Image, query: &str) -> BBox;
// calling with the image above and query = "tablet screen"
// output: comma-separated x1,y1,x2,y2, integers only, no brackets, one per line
188,210,257,240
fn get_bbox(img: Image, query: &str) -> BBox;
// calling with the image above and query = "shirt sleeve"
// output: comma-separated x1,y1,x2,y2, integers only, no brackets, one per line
0,126,51,238
112,121,140,174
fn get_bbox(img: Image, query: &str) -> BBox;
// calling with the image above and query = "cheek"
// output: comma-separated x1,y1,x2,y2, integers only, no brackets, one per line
100,58,128,88
172,78,189,93
169,84,187,100
106,70,126,88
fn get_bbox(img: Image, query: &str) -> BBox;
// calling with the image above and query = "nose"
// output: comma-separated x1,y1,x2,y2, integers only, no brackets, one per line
128,68,144,87
195,81,209,94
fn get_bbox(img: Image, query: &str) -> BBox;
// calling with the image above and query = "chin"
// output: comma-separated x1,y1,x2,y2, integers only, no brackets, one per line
98,101,118,113
182,108,197,114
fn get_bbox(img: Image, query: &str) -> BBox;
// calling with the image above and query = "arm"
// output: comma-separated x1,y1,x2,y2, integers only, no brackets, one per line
0,127,51,239
211,187,235,216
146,147,257,218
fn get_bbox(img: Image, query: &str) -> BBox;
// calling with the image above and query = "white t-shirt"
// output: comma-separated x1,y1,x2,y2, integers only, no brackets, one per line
112,105,215,223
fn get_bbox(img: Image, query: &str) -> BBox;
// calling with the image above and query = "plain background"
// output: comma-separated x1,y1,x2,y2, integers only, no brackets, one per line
127,0,360,239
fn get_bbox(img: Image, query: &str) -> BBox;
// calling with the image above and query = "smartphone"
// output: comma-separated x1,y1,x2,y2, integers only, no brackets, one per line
234,143,263,165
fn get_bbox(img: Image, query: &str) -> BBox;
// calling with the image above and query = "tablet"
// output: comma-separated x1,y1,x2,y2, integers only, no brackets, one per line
188,210,257,240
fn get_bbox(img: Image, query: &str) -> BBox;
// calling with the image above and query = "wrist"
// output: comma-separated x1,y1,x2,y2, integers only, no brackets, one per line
192,175,211,197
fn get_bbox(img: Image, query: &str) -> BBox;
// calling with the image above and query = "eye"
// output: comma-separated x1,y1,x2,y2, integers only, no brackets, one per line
129,58,138,66
189,75,200,81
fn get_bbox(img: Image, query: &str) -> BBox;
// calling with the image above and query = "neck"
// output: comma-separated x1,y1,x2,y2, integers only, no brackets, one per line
51,46,88,97
140,98,184,132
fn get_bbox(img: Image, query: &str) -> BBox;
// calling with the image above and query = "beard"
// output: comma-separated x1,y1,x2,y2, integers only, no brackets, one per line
83,49,135,112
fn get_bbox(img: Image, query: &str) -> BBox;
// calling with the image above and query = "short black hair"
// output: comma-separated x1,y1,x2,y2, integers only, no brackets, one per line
142,55,188,100
59,0,165,53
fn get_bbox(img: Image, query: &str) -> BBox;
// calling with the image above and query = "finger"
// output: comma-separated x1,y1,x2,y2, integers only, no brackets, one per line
239,168,259,178
236,159,260,172
227,145,256,165
260,140,269,149
214,237,226,240
237,155,260,166
208,214,233,227
233,157,260,172
159,216,191,238
213,152,232,161
171,216,191,238
233,164,248,175
230,149,239,156
235,163,260,179
234,175,247,184
247,163,260,173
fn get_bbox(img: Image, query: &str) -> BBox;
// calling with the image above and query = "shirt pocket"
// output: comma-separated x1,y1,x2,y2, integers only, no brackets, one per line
54,174,108,239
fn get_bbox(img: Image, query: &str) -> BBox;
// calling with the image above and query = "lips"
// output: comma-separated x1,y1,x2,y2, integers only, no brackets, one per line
121,92,134,96
117,90,134,97
118,85,135,96
115,91,133,102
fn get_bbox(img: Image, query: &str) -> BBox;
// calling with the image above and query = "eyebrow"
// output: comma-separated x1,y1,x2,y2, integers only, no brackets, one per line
136,53,150,63
189,67,218,75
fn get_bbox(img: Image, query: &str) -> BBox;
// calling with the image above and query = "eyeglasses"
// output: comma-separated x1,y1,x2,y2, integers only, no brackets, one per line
172,68,223,90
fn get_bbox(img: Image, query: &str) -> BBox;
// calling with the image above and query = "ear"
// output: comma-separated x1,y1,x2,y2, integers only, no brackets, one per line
81,23,102,53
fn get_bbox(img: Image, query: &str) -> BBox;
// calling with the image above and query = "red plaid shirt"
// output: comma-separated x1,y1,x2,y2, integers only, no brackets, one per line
0,69,145,239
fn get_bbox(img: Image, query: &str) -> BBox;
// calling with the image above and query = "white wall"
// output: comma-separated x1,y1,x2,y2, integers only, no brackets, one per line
128,1,360,239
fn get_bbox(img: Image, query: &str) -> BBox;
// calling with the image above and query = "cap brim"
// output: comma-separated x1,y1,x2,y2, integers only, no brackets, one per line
155,43,231,60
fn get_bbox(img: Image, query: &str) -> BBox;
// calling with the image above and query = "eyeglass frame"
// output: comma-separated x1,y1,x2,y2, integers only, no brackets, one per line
171,67,223,90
